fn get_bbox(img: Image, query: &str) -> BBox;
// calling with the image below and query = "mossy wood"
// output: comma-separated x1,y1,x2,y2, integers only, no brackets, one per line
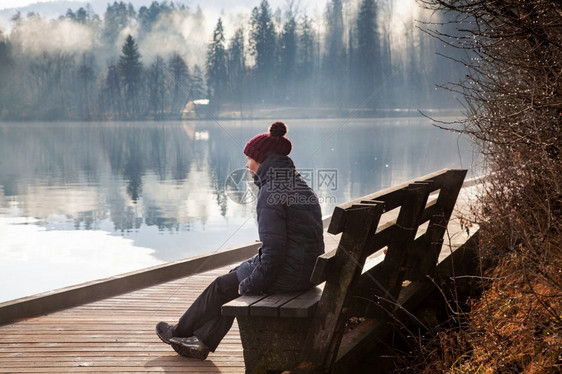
221,168,468,373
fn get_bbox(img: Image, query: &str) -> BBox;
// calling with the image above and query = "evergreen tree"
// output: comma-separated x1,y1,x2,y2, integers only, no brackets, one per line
147,55,168,119
227,27,246,110
249,0,276,102
118,34,143,118
66,6,97,25
278,12,297,103
377,0,393,107
190,65,207,101
168,53,190,117
74,7,88,24
297,14,316,105
356,0,380,108
138,2,174,34
0,32,12,116
323,0,346,105
103,2,136,50
76,52,96,120
206,18,228,113
346,26,354,106
103,62,122,118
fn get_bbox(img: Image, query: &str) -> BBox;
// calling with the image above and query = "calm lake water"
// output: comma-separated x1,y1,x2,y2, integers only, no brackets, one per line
0,117,478,302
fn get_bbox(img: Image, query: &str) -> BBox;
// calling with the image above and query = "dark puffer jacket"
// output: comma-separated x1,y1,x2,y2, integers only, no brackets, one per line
236,154,325,295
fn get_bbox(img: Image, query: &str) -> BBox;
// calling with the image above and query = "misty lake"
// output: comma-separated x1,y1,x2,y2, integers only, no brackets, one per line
0,117,478,303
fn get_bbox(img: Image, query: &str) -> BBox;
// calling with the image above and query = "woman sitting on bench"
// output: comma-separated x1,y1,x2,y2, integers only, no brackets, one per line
156,121,325,360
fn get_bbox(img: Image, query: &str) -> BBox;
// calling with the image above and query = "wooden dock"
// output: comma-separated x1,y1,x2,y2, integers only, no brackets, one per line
0,266,249,373
0,178,481,373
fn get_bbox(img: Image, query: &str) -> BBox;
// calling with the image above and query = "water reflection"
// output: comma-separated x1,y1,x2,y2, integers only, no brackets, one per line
0,118,478,302
0,119,478,234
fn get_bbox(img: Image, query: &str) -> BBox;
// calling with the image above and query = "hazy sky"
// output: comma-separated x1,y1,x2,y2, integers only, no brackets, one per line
0,0,331,38
1,0,75,10
0,0,328,11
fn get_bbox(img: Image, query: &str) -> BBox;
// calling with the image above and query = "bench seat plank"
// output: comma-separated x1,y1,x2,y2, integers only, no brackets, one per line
249,291,304,317
221,295,267,317
280,285,323,318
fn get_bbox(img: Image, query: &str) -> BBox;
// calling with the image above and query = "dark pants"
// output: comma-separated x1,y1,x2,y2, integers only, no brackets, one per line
174,271,239,351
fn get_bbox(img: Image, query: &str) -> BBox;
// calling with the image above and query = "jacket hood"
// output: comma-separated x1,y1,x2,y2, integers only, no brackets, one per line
253,154,295,188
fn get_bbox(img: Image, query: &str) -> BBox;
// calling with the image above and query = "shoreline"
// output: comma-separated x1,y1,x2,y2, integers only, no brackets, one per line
0,107,464,123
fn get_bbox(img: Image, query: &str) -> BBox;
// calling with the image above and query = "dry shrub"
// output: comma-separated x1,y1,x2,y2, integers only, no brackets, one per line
406,0,562,372
463,263,561,373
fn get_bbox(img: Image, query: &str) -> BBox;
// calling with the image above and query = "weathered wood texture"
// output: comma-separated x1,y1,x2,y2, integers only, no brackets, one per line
237,316,312,372
304,203,384,370
308,169,468,373
0,266,246,373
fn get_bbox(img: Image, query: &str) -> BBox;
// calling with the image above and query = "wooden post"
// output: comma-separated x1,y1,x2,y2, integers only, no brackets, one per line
378,183,430,307
301,203,384,372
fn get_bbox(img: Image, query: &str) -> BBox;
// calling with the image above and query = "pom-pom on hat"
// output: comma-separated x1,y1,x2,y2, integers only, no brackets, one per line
243,121,292,164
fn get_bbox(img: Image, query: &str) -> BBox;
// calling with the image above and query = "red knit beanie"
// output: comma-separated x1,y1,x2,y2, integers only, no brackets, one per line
243,122,292,163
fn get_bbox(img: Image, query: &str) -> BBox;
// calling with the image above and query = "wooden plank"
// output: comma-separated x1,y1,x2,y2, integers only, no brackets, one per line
303,203,384,372
333,230,480,372
316,199,440,287
309,249,337,285
0,242,260,325
280,286,323,318
235,316,313,372
0,265,247,373
328,186,401,234
221,295,267,317
313,174,466,316
405,169,467,281
332,318,393,374
377,183,430,305
327,169,458,234
249,292,303,317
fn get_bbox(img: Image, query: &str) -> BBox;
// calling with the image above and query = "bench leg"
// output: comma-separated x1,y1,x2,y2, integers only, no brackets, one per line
236,316,312,373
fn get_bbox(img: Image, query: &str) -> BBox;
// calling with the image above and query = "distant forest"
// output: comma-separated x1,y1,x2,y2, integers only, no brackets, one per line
0,0,466,121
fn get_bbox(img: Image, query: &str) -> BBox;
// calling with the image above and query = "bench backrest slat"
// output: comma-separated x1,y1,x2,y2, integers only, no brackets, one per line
406,169,466,280
303,203,385,370
327,168,456,235
304,168,467,372
312,169,467,286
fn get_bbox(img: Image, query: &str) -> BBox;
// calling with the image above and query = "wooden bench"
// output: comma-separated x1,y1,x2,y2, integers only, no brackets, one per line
222,169,468,373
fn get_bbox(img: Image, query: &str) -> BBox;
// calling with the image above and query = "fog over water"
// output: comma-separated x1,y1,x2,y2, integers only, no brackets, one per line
0,118,479,302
